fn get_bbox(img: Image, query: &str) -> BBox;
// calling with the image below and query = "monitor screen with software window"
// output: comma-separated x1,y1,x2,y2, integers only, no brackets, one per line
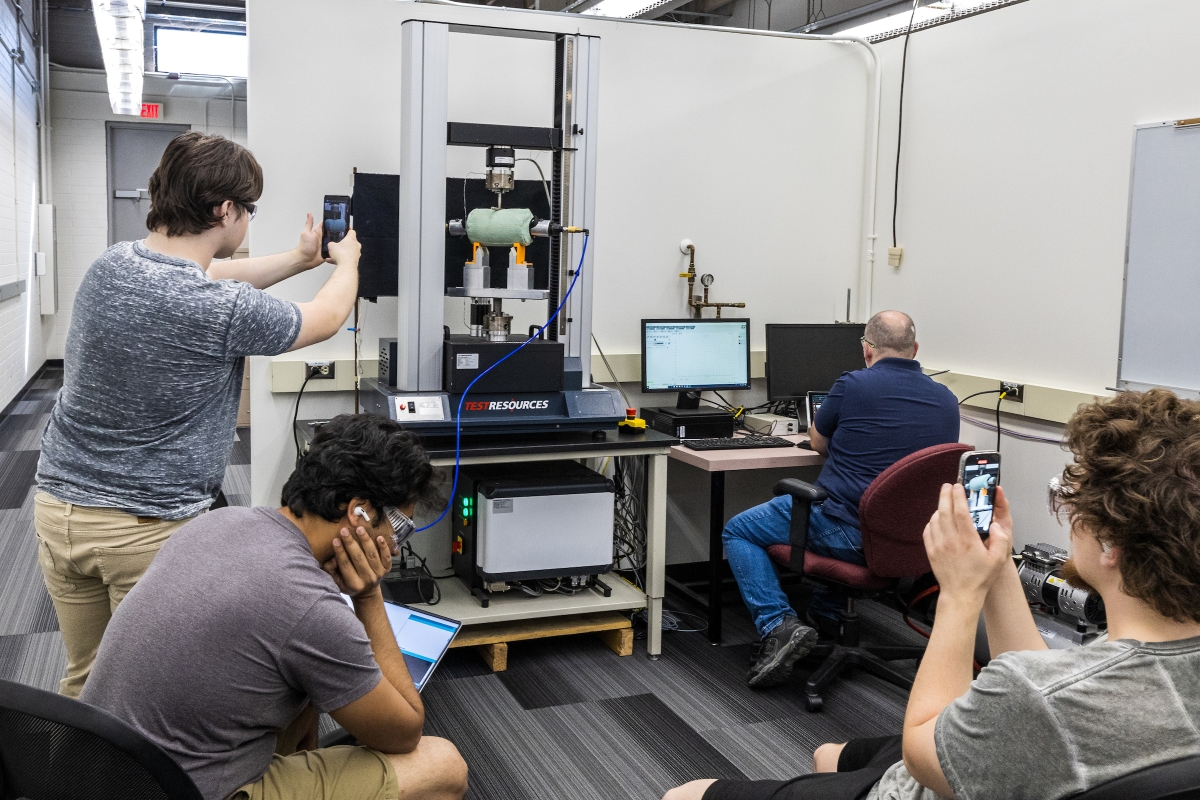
765,323,866,401
641,319,751,392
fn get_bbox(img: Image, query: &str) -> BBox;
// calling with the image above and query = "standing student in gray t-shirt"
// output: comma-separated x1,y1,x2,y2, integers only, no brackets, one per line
34,131,362,697
666,388,1200,800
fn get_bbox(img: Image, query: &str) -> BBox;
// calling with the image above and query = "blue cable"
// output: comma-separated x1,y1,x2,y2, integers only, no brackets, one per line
416,233,591,532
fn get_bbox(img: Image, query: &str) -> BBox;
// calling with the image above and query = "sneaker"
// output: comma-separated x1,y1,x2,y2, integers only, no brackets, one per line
806,610,839,641
747,616,819,689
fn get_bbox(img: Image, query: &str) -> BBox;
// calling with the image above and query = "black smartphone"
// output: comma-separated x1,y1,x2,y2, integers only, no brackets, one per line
321,195,351,259
958,450,1000,538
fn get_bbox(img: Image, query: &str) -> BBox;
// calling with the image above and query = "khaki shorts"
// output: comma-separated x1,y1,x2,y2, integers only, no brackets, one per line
227,746,400,800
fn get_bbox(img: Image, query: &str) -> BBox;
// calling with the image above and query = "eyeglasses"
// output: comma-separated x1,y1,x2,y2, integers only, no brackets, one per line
860,336,876,349
239,202,257,221
381,506,416,550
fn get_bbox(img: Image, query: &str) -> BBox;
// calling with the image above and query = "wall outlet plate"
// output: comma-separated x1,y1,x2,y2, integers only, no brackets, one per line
1000,381,1024,402
306,361,335,380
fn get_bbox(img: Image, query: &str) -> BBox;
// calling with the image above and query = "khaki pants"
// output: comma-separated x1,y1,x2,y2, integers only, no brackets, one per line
227,747,400,800
33,492,189,698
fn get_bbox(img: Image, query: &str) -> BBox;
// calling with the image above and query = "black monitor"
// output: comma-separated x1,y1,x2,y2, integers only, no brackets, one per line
641,319,751,405
764,323,866,402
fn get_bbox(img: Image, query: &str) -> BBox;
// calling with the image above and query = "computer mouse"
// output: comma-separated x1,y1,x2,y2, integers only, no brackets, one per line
796,440,815,451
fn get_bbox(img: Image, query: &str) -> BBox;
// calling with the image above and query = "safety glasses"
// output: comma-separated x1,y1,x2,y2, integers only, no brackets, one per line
382,505,415,550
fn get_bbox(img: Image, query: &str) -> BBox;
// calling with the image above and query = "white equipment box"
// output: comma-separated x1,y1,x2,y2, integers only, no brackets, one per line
452,461,615,587
478,490,614,578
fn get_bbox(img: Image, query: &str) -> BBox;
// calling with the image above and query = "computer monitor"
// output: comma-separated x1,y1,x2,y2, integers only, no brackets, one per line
764,323,866,402
641,319,751,398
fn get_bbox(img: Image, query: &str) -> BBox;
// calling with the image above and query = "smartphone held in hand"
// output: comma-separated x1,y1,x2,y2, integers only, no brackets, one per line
959,450,1000,538
321,195,351,259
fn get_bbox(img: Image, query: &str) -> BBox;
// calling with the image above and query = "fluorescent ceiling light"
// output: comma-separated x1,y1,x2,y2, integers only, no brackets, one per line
155,28,248,78
582,0,671,19
93,0,146,115
839,0,993,39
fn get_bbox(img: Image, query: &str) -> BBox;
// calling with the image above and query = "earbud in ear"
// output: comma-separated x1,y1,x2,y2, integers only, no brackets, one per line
1101,541,1112,554
353,507,370,522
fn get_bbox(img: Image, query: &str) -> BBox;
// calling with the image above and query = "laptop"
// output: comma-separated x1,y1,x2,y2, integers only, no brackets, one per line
803,391,829,432
341,596,461,691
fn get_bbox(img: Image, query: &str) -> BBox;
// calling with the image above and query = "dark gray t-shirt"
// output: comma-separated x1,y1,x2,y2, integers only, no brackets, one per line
37,241,301,518
80,507,382,800
868,635,1200,800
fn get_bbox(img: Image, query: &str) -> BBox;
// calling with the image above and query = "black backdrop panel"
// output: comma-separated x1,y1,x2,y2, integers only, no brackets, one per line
353,172,400,299
445,178,553,292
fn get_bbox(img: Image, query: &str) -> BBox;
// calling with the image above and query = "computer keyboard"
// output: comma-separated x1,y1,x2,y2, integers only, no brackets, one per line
683,435,797,451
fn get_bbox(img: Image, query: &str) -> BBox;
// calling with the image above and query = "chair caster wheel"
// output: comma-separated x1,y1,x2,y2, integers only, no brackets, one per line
804,695,823,712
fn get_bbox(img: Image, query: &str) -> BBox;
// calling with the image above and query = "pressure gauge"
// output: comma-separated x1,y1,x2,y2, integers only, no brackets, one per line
700,273,714,287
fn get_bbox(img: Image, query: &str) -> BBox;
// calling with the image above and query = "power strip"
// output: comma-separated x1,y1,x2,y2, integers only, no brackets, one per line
743,412,798,436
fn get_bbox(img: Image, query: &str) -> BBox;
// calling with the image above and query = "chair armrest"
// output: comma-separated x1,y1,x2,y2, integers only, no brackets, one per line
772,479,828,503
772,480,828,573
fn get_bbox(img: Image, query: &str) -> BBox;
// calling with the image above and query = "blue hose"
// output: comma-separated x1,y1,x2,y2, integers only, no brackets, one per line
415,233,591,532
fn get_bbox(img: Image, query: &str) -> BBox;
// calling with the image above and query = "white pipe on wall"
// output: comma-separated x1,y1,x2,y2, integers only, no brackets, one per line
40,0,51,204
415,0,883,322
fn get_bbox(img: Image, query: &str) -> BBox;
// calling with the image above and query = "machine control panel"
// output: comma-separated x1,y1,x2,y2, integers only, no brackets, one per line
390,395,447,421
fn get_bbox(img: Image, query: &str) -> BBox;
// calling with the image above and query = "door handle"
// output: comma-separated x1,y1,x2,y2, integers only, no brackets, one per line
113,189,150,199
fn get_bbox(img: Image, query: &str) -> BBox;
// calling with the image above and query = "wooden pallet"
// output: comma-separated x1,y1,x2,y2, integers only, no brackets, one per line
448,611,634,672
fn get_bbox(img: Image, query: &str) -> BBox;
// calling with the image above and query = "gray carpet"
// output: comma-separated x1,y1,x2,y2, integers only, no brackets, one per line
0,363,921,799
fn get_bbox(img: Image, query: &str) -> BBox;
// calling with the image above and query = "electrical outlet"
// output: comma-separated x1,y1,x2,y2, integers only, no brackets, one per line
306,361,335,380
1000,381,1024,402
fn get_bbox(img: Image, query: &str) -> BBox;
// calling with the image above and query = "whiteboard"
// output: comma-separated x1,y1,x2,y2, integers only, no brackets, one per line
1118,121,1200,395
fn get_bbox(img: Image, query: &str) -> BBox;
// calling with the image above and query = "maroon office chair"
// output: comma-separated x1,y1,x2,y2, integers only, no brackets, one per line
766,442,972,711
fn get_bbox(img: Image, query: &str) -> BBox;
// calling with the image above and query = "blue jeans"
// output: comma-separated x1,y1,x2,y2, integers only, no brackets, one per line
722,495,866,638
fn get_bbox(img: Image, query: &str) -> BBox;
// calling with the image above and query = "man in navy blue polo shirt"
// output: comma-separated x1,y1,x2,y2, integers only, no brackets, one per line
726,311,959,688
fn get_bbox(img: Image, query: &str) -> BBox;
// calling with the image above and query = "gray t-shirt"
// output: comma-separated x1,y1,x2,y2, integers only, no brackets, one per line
80,507,382,800
37,241,302,519
868,635,1200,800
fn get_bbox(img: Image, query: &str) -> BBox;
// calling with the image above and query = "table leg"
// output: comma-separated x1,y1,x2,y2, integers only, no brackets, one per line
708,470,725,644
645,452,668,659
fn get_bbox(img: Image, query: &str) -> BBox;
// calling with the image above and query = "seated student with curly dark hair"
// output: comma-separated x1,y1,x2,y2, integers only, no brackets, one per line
81,414,468,800
666,388,1200,800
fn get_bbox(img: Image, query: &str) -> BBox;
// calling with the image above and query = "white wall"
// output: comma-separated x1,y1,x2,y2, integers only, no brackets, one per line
247,0,1200,562
47,68,246,359
865,0,1200,548
247,0,876,553
0,4,49,412
869,0,1200,395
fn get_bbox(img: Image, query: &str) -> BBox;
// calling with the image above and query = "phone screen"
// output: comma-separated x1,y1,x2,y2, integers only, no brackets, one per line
960,452,1000,537
321,195,351,259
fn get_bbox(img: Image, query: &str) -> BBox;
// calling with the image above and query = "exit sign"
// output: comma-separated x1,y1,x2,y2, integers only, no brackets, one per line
140,103,161,119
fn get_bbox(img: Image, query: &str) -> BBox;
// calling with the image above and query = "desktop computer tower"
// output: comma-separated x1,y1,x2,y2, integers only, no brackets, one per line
451,461,615,593
641,407,735,439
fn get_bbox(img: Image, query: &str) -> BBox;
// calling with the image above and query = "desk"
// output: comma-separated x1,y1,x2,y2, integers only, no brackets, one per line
297,422,678,657
668,434,824,644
